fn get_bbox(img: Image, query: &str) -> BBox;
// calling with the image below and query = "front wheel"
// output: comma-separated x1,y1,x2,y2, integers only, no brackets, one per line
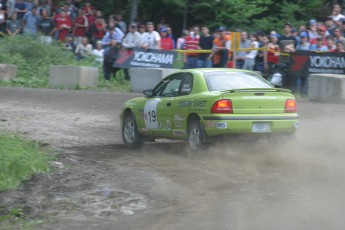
187,119,205,151
122,112,143,149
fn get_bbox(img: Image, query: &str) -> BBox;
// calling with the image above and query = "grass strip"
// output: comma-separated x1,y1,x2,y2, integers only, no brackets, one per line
0,131,51,191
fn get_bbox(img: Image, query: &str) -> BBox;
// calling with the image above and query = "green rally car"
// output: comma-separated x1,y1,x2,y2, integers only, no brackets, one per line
120,68,299,150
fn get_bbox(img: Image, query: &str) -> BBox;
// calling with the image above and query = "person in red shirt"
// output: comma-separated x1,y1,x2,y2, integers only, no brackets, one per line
183,26,200,69
89,16,106,46
81,1,94,18
73,9,88,45
55,10,72,42
309,25,327,46
160,27,174,50
330,40,345,52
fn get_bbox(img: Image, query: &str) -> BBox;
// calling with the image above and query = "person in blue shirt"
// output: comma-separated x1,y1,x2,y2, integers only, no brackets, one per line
309,36,328,51
101,26,124,47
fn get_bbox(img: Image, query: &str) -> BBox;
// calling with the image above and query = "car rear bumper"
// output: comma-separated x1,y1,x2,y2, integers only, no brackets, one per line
202,114,299,136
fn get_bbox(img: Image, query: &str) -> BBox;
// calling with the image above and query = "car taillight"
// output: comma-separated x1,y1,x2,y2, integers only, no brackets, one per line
211,100,233,113
285,99,296,113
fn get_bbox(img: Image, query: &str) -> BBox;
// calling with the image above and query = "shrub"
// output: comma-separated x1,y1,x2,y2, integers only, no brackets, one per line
0,35,93,88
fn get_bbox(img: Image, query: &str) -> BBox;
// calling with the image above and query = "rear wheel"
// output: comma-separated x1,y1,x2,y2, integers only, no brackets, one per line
188,119,205,151
122,112,143,149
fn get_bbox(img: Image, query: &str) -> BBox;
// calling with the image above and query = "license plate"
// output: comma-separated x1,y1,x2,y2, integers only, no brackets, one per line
252,122,270,133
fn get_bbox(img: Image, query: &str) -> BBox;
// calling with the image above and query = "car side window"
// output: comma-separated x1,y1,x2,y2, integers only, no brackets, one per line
179,73,193,96
153,73,184,97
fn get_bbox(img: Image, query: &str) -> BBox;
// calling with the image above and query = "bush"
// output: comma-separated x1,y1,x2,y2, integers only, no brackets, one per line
0,35,93,88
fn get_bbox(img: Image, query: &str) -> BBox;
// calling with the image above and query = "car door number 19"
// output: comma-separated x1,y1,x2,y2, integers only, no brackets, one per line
144,99,159,129
147,110,156,122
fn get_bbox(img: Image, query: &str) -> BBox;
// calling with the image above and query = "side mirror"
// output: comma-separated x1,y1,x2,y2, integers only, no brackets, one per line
143,89,154,97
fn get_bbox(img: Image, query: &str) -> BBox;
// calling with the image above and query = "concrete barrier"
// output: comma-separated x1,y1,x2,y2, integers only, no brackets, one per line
0,64,17,81
308,74,345,103
130,68,177,92
49,65,98,89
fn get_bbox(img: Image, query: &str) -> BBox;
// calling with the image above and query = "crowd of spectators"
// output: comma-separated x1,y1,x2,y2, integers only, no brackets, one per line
0,0,344,92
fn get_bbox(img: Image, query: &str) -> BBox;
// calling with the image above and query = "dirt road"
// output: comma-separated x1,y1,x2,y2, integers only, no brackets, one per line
1,87,345,230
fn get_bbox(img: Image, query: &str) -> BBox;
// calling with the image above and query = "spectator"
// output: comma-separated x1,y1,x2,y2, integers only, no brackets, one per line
166,26,176,48
55,9,72,41
116,14,126,34
82,1,94,18
65,0,77,21
183,26,200,69
325,16,336,37
37,0,52,17
160,26,174,50
243,33,259,70
296,31,310,50
331,3,345,22
102,38,122,81
309,36,328,51
89,16,106,47
267,34,280,77
235,31,251,69
91,40,104,64
24,0,35,12
62,34,76,52
6,0,16,18
73,9,88,45
176,29,188,49
0,4,6,35
331,40,345,52
75,36,93,60
22,6,40,35
140,21,161,50
309,25,327,46
197,26,213,68
210,26,230,68
333,27,345,47
6,12,21,36
15,0,27,22
254,33,270,73
295,31,310,96
38,9,55,43
255,34,270,73
138,23,146,42
326,35,336,51
101,25,124,46
307,19,318,40
122,23,141,80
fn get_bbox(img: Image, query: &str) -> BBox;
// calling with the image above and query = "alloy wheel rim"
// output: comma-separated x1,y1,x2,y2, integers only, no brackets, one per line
189,125,200,150
124,120,135,143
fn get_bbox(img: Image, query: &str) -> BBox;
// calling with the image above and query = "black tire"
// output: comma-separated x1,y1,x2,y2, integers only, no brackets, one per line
187,119,205,151
122,112,143,149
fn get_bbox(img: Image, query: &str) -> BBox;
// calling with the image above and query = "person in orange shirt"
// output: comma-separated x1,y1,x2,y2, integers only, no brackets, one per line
209,26,231,67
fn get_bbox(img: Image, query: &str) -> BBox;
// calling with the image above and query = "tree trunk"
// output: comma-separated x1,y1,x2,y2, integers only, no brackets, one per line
130,0,139,23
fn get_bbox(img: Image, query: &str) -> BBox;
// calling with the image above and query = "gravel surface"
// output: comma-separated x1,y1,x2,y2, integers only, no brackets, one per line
1,87,345,230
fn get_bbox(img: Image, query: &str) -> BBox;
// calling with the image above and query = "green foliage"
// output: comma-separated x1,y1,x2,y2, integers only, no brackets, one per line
0,36,91,88
0,131,51,191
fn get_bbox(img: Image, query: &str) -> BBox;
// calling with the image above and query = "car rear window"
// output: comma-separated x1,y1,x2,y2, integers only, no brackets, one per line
204,71,273,91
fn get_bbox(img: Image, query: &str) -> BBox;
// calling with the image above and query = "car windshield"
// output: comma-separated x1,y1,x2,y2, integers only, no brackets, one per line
204,71,273,91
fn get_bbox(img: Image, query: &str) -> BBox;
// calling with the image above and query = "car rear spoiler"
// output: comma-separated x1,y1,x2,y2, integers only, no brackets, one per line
219,88,291,93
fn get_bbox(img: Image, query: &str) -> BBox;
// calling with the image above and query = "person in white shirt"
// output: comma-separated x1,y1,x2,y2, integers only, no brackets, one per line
75,36,93,60
243,33,259,70
122,23,141,80
331,4,345,22
140,21,161,50
92,40,104,64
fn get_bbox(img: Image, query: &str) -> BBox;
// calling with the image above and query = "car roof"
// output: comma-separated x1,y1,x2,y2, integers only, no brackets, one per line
182,68,259,75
